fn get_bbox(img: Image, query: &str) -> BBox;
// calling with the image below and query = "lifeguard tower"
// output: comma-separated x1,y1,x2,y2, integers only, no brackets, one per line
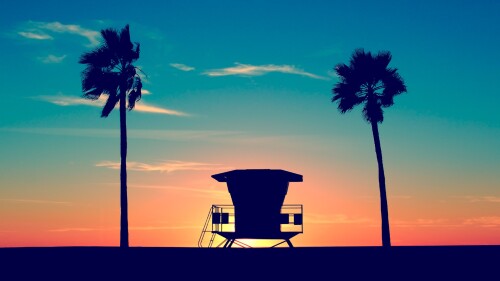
198,169,303,248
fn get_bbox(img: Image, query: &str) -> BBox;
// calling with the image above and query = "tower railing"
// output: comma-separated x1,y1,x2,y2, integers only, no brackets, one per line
198,204,303,248
280,204,304,233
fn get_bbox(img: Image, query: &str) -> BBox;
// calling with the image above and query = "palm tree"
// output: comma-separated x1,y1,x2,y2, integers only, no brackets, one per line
332,49,407,247
79,24,142,248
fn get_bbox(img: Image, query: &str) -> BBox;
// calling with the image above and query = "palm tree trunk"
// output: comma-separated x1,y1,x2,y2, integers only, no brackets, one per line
371,121,391,247
119,84,129,248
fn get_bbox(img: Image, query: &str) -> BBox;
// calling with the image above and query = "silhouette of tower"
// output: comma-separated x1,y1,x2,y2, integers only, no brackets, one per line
198,169,303,248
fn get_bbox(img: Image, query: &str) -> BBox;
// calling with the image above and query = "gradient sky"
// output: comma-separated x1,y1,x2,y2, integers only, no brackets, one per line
0,0,499,247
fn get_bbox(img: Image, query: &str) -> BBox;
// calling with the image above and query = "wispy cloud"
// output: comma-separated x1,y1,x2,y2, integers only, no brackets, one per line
306,213,373,224
38,21,100,46
170,63,195,72
0,127,325,149
39,95,97,107
38,54,67,64
96,160,229,173
457,196,500,203
18,31,53,40
38,94,189,116
49,228,99,232
19,21,100,47
392,218,451,228
127,184,227,198
49,225,198,232
0,199,72,206
126,130,275,145
307,215,467,228
130,225,200,231
362,195,412,200
203,63,329,80
135,102,187,115
1,127,238,141
463,217,500,227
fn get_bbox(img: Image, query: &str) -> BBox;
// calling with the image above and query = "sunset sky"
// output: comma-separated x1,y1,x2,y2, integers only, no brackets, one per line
0,0,499,247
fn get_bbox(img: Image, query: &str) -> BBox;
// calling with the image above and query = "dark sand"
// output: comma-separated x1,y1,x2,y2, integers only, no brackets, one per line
1,246,498,279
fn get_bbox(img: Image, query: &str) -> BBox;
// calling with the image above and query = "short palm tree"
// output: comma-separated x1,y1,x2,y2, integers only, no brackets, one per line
332,49,407,247
79,24,142,248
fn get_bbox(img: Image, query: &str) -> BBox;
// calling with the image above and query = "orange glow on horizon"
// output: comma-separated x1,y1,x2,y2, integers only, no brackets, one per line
1,150,499,247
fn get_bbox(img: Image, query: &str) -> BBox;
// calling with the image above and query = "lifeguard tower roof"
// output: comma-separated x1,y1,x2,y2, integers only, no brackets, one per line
212,169,303,183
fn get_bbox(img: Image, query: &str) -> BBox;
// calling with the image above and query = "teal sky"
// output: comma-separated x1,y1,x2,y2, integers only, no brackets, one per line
0,0,499,246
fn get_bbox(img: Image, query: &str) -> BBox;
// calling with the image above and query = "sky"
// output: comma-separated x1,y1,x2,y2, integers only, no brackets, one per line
0,0,499,247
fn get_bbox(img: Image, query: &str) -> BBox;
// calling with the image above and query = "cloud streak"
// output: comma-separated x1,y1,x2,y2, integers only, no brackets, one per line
130,225,200,231
392,218,451,228
463,216,500,227
127,184,227,198
39,54,67,64
18,31,53,40
49,225,198,232
38,21,100,46
203,63,329,80
458,196,500,203
1,127,240,141
306,213,373,224
96,160,229,173
0,199,72,206
49,228,98,232
38,94,189,116
19,21,100,46
170,63,195,71
0,127,326,149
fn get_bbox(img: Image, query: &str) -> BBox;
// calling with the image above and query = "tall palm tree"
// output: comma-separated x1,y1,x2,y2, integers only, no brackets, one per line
332,49,407,247
79,24,142,248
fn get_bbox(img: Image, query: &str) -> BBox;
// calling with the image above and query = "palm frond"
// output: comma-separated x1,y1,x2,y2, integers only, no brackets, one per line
128,77,142,110
81,66,104,92
381,68,407,99
118,25,141,64
79,46,116,67
351,49,378,85
338,94,364,113
119,25,132,50
363,98,384,123
332,82,364,113
128,43,140,62
334,62,365,93
374,51,392,71
79,24,142,117
331,48,407,123
81,66,120,94
350,49,370,69
117,25,134,61
379,94,394,108
334,63,350,81
82,87,102,100
101,28,120,54
101,93,119,117
123,66,137,98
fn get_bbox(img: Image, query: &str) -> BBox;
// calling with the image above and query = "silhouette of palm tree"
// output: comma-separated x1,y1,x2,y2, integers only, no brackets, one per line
332,49,407,247
79,24,142,248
